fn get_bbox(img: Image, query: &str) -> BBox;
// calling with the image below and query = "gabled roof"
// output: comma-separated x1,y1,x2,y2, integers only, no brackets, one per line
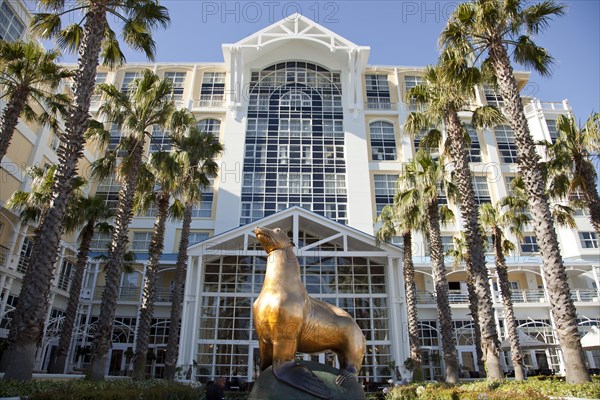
224,13,364,52
187,206,400,257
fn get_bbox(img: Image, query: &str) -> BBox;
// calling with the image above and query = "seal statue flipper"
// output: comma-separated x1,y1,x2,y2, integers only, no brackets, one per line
273,360,332,399
335,369,357,386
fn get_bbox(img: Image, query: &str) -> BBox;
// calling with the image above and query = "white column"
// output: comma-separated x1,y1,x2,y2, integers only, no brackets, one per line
35,291,57,370
347,50,356,111
227,47,236,107
539,264,565,375
390,256,409,380
52,245,66,288
131,263,148,352
0,277,13,321
7,223,25,270
190,256,203,368
592,265,600,299
187,65,198,109
236,47,243,106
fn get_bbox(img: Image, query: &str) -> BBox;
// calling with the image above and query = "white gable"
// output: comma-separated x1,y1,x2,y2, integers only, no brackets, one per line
188,206,400,257
225,13,362,52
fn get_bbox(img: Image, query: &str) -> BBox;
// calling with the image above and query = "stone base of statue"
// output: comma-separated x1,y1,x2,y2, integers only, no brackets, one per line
249,361,367,400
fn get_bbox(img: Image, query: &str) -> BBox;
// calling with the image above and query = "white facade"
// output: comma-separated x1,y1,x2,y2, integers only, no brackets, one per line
0,14,598,382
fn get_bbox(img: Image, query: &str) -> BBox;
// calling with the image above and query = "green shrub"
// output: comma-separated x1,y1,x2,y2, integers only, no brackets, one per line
384,378,600,400
0,379,201,400
224,392,249,400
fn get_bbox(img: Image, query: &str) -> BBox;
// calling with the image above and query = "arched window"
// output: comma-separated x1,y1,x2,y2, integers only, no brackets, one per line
369,121,396,161
279,90,311,108
197,119,221,136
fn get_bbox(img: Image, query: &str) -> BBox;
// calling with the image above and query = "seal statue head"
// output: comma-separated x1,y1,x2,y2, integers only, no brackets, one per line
254,226,294,254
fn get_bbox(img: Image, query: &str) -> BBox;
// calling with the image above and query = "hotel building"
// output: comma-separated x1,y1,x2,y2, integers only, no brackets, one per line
0,8,598,382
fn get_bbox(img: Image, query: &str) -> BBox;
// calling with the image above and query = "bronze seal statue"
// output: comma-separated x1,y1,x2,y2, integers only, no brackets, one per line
253,226,366,399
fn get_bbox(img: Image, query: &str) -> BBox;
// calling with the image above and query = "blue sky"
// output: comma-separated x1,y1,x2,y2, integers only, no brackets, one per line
40,1,598,121
83,0,599,122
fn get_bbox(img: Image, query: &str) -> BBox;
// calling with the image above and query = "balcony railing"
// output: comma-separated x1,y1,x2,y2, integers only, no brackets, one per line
524,99,570,114
570,289,598,302
90,286,176,302
57,275,71,291
193,95,225,109
448,290,470,304
416,291,435,304
17,255,29,274
365,98,396,111
155,287,174,302
0,245,8,268
93,286,140,301
509,289,547,303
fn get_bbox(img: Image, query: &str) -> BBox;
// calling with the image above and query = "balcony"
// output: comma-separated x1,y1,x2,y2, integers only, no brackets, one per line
93,286,140,301
415,290,469,304
192,95,225,109
90,286,175,302
155,287,174,302
448,290,469,304
416,288,598,306
524,99,570,115
416,291,435,304
570,289,598,302
510,289,547,303
0,245,8,268
365,98,397,111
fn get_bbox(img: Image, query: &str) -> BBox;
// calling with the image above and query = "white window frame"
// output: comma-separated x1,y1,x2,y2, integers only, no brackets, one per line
132,231,153,252
579,232,598,249
495,125,518,164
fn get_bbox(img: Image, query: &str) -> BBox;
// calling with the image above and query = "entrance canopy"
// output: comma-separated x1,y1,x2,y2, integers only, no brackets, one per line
500,329,559,350
581,326,600,350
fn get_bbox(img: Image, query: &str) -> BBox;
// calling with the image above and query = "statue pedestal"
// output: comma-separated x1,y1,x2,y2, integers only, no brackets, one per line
249,361,367,400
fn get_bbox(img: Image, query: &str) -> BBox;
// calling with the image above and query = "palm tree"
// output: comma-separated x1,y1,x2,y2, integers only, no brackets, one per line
400,150,460,384
50,195,113,374
445,233,486,377
130,151,184,379
404,58,506,379
375,205,423,378
479,200,529,381
2,1,170,381
440,0,590,383
0,39,71,162
376,191,428,380
545,113,600,235
7,165,59,231
87,70,175,380
7,165,86,237
163,126,223,381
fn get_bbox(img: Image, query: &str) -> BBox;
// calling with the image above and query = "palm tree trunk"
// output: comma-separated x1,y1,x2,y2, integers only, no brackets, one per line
493,228,526,381
89,137,145,380
402,231,421,375
488,40,590,383
0,88,28,163
50,218,96,374
2,3,108,381
164,202,192,381
132,192,170,380
465,263,486,376
576,157,600,236
427,201,460,384
445,109,503,379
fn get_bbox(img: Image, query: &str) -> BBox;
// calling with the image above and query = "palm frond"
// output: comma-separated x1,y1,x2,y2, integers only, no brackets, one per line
471,105,505,129
521,0,567,35
513,35,554,77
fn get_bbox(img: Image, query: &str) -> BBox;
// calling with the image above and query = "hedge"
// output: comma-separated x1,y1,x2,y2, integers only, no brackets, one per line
0,379,201,400
384,377,600,400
